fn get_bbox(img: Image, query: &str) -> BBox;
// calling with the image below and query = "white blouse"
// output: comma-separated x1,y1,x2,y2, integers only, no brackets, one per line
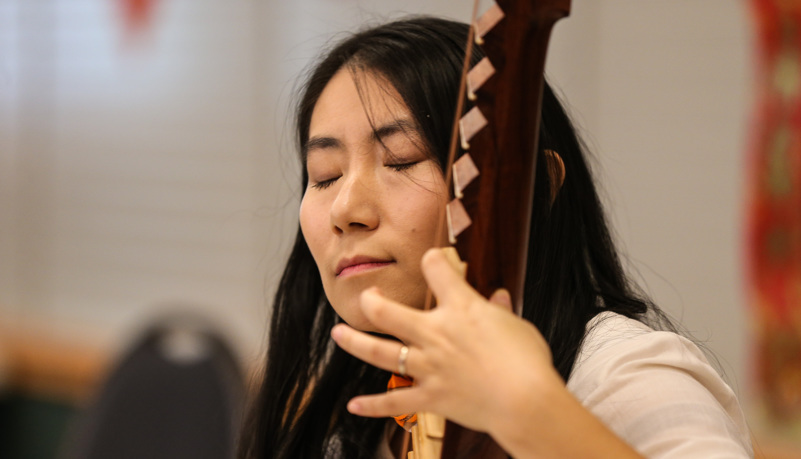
567,311,753,458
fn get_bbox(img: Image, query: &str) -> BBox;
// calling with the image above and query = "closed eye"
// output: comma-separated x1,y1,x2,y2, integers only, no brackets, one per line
310,161,420,190
310,176,340,190
387,161,420,172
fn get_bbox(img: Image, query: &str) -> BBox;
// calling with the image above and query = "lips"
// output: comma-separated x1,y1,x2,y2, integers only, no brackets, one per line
336,255,394,277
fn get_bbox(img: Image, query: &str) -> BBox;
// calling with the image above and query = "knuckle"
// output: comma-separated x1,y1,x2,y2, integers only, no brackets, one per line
428,312,448,333
418,386,438,407
367,341,383,361
384,396,402,414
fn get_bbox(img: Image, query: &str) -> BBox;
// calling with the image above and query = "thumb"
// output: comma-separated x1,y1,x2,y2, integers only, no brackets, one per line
488,288,513,312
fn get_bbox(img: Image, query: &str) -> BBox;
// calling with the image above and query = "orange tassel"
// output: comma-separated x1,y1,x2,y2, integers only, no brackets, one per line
387,374,417,430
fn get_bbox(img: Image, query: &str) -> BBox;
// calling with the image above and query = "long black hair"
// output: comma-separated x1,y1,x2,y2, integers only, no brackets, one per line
240,16,662,459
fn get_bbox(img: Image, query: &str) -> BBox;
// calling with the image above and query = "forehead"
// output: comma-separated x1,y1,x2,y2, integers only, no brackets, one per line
308,68,410,137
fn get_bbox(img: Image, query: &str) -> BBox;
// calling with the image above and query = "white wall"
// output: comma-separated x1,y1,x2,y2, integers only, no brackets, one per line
549,1,753,392
0,0,754,401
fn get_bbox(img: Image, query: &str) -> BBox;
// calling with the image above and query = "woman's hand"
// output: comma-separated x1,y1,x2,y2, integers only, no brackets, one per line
332,247,644,458
330,247,561,435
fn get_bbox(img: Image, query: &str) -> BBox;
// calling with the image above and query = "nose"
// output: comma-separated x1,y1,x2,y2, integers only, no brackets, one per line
330,173,379,234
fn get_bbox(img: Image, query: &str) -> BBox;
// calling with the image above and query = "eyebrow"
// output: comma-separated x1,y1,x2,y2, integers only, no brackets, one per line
303,118,419,157
372,118,418,141
303,136,341,158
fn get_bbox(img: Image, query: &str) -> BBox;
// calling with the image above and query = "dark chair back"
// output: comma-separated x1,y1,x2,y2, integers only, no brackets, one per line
62,318,245,459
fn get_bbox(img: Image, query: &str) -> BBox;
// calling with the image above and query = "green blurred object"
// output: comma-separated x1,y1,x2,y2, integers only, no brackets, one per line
0,393,76,459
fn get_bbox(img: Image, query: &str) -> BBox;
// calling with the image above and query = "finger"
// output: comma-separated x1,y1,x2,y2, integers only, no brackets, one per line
331,323,420,376
420,248,477,307
347,385,428,419
360,288,426,344
488,288,513,313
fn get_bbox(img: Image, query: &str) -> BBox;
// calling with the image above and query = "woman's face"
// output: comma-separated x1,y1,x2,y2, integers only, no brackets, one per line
299,68,447,332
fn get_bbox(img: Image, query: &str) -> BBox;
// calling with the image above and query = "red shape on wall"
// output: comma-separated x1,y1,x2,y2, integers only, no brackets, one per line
748,0,801,424
119,0,157,43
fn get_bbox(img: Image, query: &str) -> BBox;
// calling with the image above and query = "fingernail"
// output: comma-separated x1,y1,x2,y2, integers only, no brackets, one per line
331,324,343,341
347,399,361,414
498,288,512,306
362,287,379,302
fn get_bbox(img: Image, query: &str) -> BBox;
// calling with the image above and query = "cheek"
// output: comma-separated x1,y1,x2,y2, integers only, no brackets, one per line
390,190,445,251
403,172,446,234
299,195,326,260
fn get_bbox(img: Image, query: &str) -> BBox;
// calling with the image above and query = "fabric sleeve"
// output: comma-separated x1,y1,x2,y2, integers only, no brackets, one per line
567,320,753,458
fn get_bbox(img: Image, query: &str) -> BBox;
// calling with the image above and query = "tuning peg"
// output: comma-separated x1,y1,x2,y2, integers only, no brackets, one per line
446,198,472,244
453,153,480,199
459,106,487,150
473,3,504,45
467,57,496,101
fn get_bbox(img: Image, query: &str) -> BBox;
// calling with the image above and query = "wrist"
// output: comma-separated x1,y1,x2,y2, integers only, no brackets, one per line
487,366,564,455
488,369,643,459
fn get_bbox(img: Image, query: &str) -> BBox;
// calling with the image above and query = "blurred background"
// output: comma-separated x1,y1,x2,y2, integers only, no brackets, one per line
0,0,799,457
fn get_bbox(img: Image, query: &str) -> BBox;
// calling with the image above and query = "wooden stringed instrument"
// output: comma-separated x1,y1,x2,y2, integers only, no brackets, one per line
405,0,571,457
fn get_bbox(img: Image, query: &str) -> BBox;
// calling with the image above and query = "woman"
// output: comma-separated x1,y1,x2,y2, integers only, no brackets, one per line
240,17,752,458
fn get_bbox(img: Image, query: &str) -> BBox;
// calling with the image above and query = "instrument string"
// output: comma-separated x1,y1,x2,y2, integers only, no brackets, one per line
423,0,482,313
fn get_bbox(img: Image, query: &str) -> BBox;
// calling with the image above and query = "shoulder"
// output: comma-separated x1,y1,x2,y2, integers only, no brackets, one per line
566,311,753,458
570,311,711,382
